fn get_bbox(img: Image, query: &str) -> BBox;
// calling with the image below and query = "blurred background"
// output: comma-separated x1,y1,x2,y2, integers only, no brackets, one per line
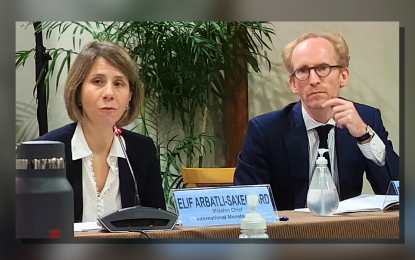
15,21,399,205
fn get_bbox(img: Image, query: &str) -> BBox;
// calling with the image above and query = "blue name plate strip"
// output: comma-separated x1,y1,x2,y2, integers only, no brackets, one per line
386,180,399,195
393,181,399,194
172,185,277,227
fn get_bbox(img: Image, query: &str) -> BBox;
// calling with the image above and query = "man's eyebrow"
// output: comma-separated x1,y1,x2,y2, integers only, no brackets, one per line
295,65,310,70
295,63,327,70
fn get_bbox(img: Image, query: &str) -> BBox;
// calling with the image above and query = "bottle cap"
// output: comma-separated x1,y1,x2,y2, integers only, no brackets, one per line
240,193,267,230
316,148,329,165
16,141,66,170
17,141,65,160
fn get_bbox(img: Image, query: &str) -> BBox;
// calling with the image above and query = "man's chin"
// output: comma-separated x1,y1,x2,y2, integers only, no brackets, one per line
305,100,326,109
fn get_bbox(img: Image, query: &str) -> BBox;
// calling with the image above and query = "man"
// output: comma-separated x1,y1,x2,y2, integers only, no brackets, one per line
233,32,399,210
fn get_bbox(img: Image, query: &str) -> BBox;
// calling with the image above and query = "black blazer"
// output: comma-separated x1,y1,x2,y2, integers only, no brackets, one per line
37,122,166,222
234,100,399,210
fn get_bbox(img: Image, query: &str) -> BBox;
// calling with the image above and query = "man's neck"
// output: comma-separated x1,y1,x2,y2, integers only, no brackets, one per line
81,121,114,156
303,104,332,124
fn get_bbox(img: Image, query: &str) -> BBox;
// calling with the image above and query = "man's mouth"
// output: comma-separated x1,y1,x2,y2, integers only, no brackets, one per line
310,92,325,96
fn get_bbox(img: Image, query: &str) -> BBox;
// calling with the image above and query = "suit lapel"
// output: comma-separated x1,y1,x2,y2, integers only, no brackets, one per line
335,127,358,200
284,101,310,208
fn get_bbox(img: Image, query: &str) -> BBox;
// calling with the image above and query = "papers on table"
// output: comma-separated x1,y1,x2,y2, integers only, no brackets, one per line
295,194,399,214
74,221,104,232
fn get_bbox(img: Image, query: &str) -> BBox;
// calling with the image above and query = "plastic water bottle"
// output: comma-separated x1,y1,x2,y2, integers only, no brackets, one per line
16,141,74,238
239,193,269,238
306,148,339,216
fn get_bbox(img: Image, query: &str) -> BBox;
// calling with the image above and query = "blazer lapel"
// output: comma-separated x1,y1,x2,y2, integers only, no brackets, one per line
284,101,310,208
65,153,83,222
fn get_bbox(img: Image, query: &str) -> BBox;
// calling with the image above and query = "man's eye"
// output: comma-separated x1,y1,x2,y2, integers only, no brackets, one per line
317,64,330,72
297,68,309,74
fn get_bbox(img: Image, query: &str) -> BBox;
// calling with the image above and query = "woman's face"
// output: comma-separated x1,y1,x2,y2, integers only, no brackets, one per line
80,57,132,128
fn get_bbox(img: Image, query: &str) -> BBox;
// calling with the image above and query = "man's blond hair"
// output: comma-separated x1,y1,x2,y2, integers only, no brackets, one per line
281,32,350,75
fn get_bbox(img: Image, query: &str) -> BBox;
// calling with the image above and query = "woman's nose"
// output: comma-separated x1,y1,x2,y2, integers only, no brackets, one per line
102,84,115,100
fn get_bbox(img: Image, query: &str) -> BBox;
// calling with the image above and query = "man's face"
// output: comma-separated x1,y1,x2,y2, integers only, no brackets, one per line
289,37,349,110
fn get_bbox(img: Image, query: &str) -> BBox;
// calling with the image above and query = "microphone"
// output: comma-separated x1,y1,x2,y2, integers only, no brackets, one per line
113,127,141,206
96,127,178,232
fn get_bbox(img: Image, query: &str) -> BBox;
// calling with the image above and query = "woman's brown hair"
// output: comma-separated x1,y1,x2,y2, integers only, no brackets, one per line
64,41,142,127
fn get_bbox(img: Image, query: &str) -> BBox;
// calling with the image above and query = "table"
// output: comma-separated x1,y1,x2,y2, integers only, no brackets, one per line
75,210,399,239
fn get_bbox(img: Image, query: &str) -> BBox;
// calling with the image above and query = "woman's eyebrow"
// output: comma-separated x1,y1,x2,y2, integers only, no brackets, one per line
90,73,105,78
113,75,128,80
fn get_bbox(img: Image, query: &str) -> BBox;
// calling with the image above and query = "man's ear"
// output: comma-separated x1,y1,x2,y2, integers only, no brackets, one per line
289,77,299,94
339,67,350,88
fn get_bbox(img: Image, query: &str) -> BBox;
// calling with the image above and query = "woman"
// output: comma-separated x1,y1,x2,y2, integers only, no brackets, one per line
37,41,166,223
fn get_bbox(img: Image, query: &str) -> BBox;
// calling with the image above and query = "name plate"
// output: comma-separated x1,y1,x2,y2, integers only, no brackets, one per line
172,185,277,227
386,180,399,195
392,181,399,195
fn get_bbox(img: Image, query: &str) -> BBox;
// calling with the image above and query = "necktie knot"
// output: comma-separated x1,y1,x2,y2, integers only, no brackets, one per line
314,125,333,171
315,125,332,141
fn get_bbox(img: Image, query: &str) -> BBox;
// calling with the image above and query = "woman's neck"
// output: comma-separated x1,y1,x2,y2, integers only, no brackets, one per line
81,121,114,156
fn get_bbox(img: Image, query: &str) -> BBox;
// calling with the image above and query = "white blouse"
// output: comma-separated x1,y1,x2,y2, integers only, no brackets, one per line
71,122,124,222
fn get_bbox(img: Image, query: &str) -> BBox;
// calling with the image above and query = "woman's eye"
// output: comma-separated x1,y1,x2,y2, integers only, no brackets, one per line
93,79,103,85
115,81,125,87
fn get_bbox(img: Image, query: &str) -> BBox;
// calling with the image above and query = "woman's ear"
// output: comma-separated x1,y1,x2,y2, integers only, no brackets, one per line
128,86,133,102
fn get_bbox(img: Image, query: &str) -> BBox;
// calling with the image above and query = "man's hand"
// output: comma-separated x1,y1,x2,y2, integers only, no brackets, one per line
322,98,367,137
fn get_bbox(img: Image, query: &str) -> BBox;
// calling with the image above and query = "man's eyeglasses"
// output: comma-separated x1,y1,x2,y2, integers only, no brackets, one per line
292,64,342,81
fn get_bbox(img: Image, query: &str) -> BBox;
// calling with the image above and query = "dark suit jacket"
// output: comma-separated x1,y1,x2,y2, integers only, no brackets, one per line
234,101,399,210
37,122,166,222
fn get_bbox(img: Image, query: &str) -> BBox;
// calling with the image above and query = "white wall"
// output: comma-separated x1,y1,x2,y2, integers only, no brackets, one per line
248,22,399,194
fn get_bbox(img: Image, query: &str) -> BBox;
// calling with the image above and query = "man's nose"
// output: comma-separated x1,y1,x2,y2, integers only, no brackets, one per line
308,69,321,85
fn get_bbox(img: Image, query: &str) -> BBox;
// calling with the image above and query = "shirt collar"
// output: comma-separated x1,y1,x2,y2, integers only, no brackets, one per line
71,122,126,160
301,103,336,131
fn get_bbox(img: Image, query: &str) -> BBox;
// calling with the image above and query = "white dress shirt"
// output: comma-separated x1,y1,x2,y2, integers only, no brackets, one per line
71,122,125,222
301,105,386,194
